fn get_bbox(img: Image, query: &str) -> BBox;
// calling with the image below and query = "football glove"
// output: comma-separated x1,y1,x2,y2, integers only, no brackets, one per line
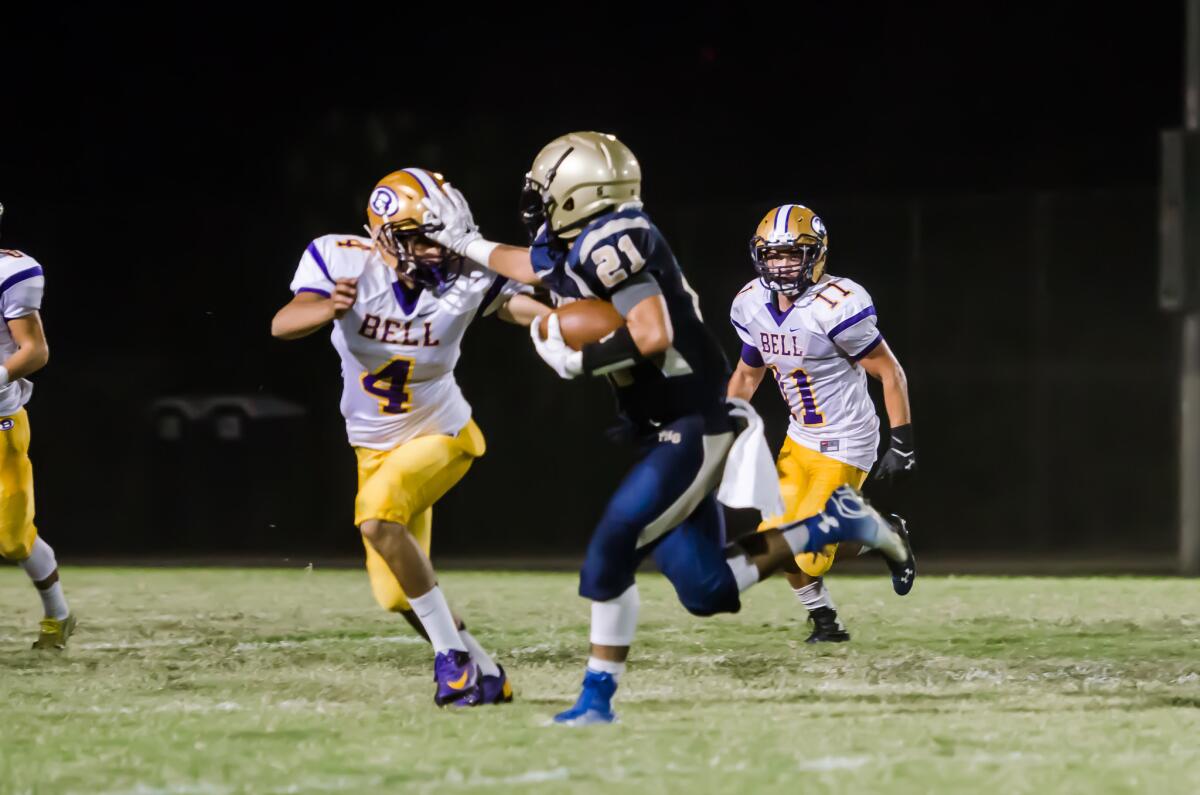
421,184,482,256
873,424,916,484
530,313,582,379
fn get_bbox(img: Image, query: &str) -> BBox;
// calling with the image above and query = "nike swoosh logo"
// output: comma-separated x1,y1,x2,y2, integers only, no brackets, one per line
788,327,802,332
448,670,471,690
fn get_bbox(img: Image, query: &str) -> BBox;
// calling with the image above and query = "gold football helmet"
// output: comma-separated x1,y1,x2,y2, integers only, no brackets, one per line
365,168,463,291
518,131,641,240
750,204,829,296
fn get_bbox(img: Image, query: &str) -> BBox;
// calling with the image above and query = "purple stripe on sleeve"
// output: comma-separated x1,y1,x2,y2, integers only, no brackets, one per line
827,305,877,339
0,265,44,296
296,287,331,298
730,317,751,335
850,334,884,361
474,275,510,321
306,242,333,283
740,343,764,367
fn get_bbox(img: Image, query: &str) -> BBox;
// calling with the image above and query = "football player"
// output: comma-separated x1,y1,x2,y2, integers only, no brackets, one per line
728,204,917,642
419,132,914,724
0,203,75,649
271,169,549,707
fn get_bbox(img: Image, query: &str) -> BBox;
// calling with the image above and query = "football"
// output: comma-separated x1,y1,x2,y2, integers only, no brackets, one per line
538,299,625,351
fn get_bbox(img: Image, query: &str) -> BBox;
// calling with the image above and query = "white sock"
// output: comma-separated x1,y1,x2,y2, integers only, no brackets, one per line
587,656,626,681
794,580,836,614
20,537,58,582
407,587,466,654
589,585,640,647
459,629,500,678
725,552,760,592
37,582,70,620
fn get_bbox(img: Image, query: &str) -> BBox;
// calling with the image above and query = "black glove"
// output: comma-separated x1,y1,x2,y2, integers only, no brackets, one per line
873,424,916,484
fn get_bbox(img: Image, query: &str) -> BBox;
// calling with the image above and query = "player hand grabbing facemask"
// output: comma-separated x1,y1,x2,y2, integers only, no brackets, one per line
421,184,483,258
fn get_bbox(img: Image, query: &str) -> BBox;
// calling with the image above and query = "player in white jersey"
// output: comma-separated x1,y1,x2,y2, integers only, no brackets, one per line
271,170,549,706
0,204,75,649
728,204,917,642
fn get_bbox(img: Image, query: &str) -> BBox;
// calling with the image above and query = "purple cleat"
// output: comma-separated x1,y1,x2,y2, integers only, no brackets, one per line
478,665,514,705
434,650,481,708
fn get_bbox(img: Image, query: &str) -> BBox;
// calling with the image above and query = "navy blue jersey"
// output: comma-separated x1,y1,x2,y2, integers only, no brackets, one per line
531,207,730,429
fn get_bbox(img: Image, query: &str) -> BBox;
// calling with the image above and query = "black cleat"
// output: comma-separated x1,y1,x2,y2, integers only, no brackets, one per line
881,513,916,596
805,607,851,643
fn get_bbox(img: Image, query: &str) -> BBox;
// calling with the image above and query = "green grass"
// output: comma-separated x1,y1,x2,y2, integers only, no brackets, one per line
1,568,1198,794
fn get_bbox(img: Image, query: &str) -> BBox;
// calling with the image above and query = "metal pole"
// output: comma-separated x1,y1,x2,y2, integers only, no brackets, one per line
1182,0,1200,575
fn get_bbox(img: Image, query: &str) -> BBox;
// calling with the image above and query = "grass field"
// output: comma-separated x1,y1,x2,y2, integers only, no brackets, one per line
1,568,1198,794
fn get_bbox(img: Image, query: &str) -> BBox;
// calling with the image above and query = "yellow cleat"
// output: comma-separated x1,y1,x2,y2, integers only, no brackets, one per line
32,614,77,650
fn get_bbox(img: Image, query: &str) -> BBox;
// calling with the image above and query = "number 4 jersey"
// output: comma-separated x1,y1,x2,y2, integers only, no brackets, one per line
290,234,528,450
730,276,882,471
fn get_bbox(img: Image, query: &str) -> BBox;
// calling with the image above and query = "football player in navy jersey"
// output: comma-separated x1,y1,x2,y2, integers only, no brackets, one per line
421,132,913,725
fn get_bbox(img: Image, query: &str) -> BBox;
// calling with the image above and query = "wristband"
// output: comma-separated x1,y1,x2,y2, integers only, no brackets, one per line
581,326,645,376
464,238,500,266
889,423,914,452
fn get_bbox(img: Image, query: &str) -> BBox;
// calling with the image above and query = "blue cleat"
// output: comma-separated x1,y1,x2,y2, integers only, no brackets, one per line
478,665,514,705
882,513,917,596
434,650,481,708
552,669,618,726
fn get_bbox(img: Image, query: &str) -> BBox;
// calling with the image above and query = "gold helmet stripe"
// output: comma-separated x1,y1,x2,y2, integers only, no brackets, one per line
401,168,440,197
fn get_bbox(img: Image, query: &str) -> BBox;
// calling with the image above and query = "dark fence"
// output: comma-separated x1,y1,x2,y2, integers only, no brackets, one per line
26,188,1174,561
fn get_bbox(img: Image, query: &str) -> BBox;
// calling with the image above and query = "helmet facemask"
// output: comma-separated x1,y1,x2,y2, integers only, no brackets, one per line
375,220,463,293
518,177,551,243
751,236,826,297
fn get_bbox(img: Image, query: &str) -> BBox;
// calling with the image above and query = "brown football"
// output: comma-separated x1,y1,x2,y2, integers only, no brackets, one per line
538,299,625,351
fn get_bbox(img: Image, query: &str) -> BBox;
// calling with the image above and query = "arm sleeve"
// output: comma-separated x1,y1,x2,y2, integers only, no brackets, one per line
476,272,536,318
820,286,882,360
1,266,45,319
610,272,662,317
288,239,337,296
729,292,757,346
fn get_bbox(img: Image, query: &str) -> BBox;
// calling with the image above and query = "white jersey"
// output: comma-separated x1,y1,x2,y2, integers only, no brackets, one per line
730,275,882,471
290,234,527,450
0,249,45,416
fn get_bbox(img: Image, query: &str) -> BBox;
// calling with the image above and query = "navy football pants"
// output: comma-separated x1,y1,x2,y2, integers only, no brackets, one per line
578,413,741,617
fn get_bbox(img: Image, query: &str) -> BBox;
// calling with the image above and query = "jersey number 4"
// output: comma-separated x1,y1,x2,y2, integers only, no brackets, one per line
362,356,415,415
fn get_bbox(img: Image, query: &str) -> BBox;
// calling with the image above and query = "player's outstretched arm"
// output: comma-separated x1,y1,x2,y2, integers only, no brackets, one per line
481,245,540,286
421,185,542,286
2,313,49,382
727,358,766,401
271,278,357,340
496,294,551,327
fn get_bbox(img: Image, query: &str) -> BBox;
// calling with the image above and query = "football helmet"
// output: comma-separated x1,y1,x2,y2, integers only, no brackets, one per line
366,168,463,292
750,204,829,296
519,132,641,241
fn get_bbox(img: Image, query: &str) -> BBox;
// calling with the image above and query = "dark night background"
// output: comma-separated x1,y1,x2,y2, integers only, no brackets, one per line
0,3,1185,563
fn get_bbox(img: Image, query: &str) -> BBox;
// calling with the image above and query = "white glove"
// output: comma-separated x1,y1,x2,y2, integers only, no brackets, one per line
421,183,482,256
530,313,583,379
